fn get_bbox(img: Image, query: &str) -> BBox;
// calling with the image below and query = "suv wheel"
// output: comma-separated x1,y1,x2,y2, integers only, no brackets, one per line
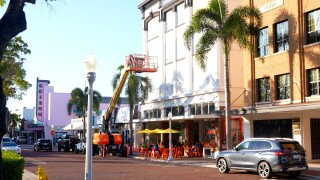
217,158,230,173
258,161,272,179
36,147,39,152
58,146,61,152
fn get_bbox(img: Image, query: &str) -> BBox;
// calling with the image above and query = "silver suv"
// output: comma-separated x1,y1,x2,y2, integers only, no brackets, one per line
216,138,308,179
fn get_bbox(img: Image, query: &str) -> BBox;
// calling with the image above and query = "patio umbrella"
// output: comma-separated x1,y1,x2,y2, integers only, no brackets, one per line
149,128,163,134
158,128,180,134
136,128,152,134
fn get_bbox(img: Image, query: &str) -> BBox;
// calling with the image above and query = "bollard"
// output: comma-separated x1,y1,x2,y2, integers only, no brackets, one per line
37,165,48,180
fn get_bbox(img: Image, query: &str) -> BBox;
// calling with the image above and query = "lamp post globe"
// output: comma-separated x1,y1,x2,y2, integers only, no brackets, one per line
84,53,97,180
167,112,174,161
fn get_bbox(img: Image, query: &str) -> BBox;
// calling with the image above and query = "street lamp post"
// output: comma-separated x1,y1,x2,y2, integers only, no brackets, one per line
167,112,173,161
84,53,97,180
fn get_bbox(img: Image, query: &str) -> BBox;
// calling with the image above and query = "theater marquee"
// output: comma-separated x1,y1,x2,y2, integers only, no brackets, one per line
36,78,50,124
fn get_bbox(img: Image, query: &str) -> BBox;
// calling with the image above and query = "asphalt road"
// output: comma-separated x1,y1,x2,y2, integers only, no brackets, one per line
21,145,317,180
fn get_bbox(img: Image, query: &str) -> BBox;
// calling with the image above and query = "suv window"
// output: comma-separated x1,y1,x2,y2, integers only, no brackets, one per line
248,141,272,150
236,141,250,151
280,142,304,151
248,141,261,150
39,140,51,143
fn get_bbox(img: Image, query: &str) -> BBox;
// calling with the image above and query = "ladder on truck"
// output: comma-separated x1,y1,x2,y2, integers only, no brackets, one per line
103,54,158,131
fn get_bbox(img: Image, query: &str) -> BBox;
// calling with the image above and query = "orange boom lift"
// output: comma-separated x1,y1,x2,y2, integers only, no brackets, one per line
93,54,158,156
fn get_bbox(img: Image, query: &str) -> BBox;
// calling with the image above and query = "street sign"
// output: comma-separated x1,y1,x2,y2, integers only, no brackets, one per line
50,130,55,136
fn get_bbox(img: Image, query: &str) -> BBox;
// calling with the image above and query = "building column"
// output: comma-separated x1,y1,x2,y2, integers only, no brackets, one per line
301,116,311,161
185,121,194,146
199,120,205,142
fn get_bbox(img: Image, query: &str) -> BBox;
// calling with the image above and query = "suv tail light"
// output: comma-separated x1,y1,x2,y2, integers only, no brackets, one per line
274,151,287,156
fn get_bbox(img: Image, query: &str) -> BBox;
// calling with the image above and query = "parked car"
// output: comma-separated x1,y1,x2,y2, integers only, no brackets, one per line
34,139,52,152
75,139,86,154
15,136,27,144
1,142,21,154
58,134,80,152
2,137,12,142
216,138,308,179
75,139,98,156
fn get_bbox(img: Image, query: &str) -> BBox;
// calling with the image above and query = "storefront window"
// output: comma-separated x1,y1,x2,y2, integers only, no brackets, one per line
144,111,148,119
203,103,209,114
189,104,195,115
178,106,184,116
196,103,201,115
209,102,215,114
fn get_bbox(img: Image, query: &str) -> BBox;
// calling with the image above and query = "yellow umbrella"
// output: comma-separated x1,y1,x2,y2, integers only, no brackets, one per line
159,128,180,133
149,128,162,134
136,128,152,134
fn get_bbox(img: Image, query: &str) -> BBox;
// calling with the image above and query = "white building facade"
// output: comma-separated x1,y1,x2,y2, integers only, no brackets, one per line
134,0,246,150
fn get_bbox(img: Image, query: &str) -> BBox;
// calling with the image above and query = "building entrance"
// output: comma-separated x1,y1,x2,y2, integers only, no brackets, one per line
311,119,320,159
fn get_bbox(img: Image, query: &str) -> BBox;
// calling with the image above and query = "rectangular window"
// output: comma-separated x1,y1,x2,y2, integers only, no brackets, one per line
152,109,161,118
166,11,174,31
257,77,270,102
203,103,209,115
307,9,320,44
165,31,174,63
189,104,195,115
165,107,172,117
275,21,289,52
178,106,184,116
257,27,269,57
276,74,290,100
209,102,215,114
196,103,201,115
144,111,148,119
172,106,178,116
176,3,185,26
308,68,320,96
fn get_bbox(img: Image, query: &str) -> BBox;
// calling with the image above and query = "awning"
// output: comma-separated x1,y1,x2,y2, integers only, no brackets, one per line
63,123,72,130
62,122,83,130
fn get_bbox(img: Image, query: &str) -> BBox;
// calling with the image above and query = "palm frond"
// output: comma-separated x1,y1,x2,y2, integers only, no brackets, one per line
192,8,222,32
183,25,194,50
225,6,262,51
208,0,228,21
195,30,219,71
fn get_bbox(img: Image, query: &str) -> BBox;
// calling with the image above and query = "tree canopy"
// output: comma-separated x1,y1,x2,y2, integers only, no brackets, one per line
1,36,31,100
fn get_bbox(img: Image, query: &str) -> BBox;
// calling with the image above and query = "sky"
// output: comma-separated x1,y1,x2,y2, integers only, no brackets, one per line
1,1,143,113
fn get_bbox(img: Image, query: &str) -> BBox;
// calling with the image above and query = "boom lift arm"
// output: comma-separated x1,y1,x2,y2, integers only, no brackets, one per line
102,54,158,132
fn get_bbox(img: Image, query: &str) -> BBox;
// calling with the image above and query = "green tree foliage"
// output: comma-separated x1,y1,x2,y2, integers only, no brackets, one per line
67,87,102,117
0,0,5,7
9,113,21,137
111,64,152,155
1,37,31,100
0,1,56,178
67,87,102,138
184,0,262,149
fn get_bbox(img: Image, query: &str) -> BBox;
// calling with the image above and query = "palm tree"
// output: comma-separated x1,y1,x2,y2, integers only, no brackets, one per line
111,65,152,155
9,113,21,138
67,87,102,139
183,0,261,149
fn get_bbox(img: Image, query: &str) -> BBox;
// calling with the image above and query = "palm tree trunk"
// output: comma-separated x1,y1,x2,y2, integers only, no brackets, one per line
129,107,133,155
223,38,232,150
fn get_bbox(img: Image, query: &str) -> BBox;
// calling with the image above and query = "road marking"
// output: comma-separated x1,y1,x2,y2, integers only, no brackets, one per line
25,157,46,165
